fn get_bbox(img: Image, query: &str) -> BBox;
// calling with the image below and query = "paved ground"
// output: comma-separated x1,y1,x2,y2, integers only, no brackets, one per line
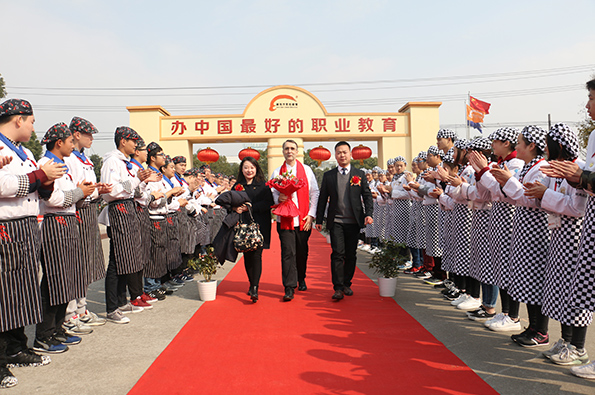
7,231,595,394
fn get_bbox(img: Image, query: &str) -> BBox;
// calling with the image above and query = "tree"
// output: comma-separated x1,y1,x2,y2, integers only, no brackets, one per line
21,131,43,160
257,150,268,179
193,153,239,177
90,154,103,181
577,119,595,149
303,149,320,169
351,157,377,170
0,74,6,99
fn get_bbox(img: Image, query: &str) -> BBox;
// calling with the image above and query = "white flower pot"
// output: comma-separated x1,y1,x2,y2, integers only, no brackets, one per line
378,277,397,297
198,280,217,301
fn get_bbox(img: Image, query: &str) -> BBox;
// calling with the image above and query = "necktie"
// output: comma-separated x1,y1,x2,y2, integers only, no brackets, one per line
341,168,347,175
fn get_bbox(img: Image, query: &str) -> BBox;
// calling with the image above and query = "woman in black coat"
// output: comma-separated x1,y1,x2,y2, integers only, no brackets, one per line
232,156,274,303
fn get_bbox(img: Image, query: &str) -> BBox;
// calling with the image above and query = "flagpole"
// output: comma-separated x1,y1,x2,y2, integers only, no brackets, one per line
466,91,470,141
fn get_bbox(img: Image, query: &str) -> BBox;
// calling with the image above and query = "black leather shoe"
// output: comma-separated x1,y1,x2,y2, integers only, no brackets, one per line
343,286,353,296
332,290,344,300
250,286,258,303
298,280,307,291
283,287,294,301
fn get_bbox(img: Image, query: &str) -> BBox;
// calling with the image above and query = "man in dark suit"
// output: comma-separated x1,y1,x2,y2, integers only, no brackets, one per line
315,141,374,300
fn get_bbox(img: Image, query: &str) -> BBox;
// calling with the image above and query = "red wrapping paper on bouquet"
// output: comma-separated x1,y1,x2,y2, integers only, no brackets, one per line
266,176,306,230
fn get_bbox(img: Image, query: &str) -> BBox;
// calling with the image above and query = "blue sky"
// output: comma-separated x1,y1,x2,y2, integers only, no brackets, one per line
2,0,595,160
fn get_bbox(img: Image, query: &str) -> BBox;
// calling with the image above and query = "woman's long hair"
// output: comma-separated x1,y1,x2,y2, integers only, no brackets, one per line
236,156,265,184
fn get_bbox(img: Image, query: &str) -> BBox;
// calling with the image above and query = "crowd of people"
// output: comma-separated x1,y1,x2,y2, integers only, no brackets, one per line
355,78,595,380
1,77,595,388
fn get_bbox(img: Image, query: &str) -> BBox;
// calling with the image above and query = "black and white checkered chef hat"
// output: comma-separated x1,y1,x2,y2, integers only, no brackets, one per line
548,123,579,160
436,128,458,141
488,127,519,144
521,125,547,153
467,137,492,151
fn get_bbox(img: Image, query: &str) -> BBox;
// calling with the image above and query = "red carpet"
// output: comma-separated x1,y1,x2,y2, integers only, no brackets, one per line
129,229,497,395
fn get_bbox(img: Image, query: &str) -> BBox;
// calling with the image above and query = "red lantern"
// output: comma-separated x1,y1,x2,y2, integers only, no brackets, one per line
197,147,219,164
309,145,331,166
238,147,260,161
352,144,372,165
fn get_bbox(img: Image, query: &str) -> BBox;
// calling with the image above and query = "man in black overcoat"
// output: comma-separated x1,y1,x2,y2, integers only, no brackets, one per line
315,141,374,300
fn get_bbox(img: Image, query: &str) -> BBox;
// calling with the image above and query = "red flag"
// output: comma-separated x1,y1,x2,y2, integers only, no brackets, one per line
469,96,491,114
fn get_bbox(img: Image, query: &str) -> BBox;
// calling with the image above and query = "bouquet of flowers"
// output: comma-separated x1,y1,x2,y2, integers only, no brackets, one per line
266,170,306,220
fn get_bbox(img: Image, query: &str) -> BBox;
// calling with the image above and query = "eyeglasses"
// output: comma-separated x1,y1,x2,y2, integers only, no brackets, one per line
156,153,165,157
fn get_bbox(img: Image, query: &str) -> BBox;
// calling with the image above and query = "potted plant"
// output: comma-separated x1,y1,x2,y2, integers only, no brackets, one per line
188,245,219,301
368,240,408,297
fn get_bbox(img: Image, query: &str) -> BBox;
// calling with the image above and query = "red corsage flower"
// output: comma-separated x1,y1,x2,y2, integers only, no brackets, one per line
350,175,361,186
234,184,245,191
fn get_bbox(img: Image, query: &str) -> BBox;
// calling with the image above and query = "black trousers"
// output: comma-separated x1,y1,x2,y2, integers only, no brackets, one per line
105,234,143,313
329,222,360,291
277,223,311,289
0,327,28,366
36,274,67,340
561,324,589,349
244,248,263,287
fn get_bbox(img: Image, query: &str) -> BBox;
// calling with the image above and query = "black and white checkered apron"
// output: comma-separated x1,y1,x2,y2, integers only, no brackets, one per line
0,216,43,332
423,204,442,257
507,206,551,304
76,202,106,284
388,199,411,244
367,199,380,238
377,202,389,240
542,214,593,326
145,218,168,279
406,200,424,249
570,196,595,312
439,208,455,272
469,209,492,283
41,214,86,306
487,201,516,288
107,199,144,275
165,212,183,271
450,203,473,276
135,203,151,270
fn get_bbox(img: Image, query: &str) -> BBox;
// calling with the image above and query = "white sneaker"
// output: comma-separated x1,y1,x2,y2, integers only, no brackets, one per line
62,316,93,335
543,338,567,359
551,344,590,366
79,310,107,326
450,294,469,306
456,297,482,311
361,245,371,252
106,309,130,324
484,312,505,328
398,261,413,270
118,302,143,314
489,315,522,332
570,360,595,379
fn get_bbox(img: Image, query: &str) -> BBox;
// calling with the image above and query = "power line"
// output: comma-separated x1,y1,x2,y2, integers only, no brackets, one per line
7,64,594,92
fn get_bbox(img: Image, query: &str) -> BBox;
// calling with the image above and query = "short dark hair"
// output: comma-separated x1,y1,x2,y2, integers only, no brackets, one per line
46,136,67,151
546,135,575,161
147,149,163,166
587,78,595,91
520,134,544,157
282,139,298,150
0,114,30,126
334,141,350,151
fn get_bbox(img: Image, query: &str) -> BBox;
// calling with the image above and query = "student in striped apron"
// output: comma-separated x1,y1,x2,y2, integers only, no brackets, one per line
0,99,65,389
159,155,187,289
128,138,158,308
100,127,159,324
63,117,110,333
33,123,96,354
171,156,197,283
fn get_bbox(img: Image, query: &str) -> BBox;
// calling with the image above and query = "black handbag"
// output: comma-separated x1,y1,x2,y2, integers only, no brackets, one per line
233,206,264,252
